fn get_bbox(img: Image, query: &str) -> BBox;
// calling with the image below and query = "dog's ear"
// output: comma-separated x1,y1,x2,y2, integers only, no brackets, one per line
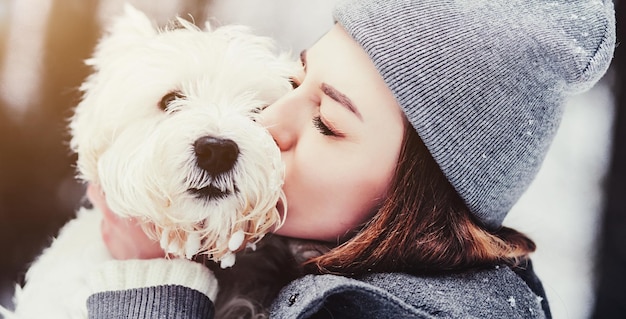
110,4,157,39
71,4,158,182
86,4,157,69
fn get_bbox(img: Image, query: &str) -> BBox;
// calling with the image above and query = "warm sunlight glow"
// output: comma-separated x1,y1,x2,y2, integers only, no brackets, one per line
0,0,53,122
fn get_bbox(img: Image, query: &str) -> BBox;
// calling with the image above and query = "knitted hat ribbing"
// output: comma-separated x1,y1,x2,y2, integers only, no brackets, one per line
334,0,615,228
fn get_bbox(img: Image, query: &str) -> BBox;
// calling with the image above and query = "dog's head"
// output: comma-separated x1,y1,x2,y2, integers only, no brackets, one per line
69,5,298,266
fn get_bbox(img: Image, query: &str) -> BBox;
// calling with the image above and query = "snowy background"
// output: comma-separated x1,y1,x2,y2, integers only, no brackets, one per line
505,82,615,319
0,1,617,318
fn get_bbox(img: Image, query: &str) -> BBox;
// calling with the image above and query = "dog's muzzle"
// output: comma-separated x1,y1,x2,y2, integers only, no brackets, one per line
188,136,239,200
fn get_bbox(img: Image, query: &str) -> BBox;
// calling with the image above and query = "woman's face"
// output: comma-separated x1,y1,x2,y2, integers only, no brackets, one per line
259,24,406,242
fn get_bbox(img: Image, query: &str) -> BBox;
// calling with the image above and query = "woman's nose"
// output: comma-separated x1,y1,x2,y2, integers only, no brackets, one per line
259,93,305,151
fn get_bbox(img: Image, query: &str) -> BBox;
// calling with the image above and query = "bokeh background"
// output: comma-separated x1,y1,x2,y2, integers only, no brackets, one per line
0,1,623,318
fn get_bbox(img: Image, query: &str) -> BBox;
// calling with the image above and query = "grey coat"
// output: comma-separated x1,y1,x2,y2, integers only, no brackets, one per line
270,264,548,318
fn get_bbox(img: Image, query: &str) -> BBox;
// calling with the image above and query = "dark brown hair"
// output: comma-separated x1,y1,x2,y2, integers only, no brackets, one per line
307,123,536,276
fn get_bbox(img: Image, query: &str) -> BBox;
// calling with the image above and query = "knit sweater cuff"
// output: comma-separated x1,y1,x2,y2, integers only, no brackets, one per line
87,259,218,301
87,285,215,319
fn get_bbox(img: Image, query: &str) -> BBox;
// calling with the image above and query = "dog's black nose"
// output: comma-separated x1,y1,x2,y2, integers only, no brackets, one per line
194,136,239,175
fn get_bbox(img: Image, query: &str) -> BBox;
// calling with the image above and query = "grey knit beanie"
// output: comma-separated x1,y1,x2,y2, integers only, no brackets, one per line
334,0,615,229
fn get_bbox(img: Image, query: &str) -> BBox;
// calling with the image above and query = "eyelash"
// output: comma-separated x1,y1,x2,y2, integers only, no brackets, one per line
313,116,339,137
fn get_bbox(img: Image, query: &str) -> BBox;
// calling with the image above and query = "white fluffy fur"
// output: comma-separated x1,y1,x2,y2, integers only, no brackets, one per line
1,4,298,318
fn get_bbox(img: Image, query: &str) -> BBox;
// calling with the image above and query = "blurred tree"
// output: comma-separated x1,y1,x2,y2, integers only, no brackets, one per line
0,0,100,306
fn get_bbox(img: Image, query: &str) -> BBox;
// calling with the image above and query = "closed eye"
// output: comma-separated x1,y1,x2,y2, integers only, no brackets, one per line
313,116,341,137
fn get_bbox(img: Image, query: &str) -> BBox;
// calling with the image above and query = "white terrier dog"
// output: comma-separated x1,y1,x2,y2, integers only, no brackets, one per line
1,4,298,318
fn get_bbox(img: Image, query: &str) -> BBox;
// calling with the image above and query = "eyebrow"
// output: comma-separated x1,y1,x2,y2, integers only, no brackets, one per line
300,50,363,120
321,82,363,121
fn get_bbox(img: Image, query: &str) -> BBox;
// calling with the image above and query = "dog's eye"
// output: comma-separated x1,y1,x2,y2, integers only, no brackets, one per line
159,91,185,111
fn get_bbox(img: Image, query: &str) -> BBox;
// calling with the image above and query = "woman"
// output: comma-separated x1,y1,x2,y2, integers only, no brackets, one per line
85,0,615,318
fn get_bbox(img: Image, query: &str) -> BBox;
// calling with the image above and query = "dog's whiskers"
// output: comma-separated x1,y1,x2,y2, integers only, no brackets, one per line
189,185,230,200
186,169,238,200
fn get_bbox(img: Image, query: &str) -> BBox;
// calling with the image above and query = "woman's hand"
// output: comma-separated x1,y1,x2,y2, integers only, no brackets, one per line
87,183,165,260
